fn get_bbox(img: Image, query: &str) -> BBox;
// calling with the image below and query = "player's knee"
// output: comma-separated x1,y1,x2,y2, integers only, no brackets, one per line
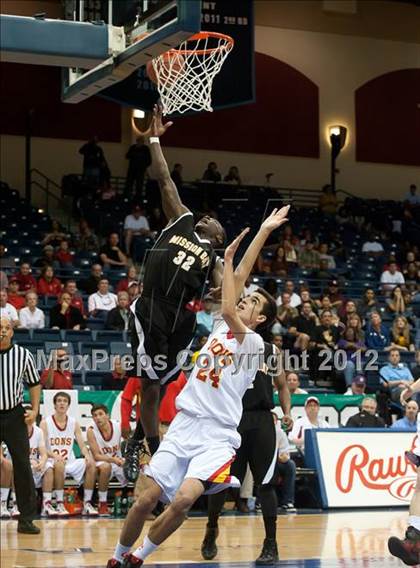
171,491,194,517
98,463,112,475
86,461,96,474
133,490,158,514
54,461,65,472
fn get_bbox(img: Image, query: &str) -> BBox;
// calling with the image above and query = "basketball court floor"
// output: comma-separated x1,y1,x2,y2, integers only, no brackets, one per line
0,509,407,567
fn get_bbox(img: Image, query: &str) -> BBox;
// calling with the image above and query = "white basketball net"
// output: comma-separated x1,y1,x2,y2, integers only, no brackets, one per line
151,32,234,116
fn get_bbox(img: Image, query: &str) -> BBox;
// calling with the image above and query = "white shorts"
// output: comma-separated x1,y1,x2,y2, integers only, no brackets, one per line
32,461,53,489
64,458,86,484
144,411,240,503
96,461,127,486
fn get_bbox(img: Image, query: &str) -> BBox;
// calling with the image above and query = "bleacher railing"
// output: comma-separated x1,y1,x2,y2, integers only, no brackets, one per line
30,168,73,231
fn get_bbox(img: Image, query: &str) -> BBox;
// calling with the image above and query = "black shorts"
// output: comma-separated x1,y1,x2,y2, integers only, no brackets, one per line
130,295,195,384
232,410,277,486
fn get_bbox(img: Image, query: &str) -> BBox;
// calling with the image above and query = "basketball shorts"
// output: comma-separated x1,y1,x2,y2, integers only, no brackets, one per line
31,461,53,489
96,461,127,486
63,458,86,484
234,410,278,486
144,411,241,503
131,296,195,384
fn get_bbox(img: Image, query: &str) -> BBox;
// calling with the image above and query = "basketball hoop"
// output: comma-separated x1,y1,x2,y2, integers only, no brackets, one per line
149,31,234,116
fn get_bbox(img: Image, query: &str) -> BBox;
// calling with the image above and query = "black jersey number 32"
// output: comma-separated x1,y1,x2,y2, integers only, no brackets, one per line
173,251,196,271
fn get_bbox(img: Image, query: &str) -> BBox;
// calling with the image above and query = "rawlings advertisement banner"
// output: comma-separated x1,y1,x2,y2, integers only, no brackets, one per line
306,429,416,508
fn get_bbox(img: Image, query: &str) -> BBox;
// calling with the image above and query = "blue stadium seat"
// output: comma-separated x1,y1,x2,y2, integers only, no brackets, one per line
86,317,106,330
72,372,85,386
110,342,133,357
78,342,109,356
96,330,127,343
63,330,94,343
44,341,75,355
22,341,45,358
13,328,32,341
84,371,105,389
32,330,62,342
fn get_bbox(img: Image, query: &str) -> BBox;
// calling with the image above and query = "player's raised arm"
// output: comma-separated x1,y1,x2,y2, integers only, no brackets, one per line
401,378,420,405
221,229,250,342
142,105,189,222
233,206,290,301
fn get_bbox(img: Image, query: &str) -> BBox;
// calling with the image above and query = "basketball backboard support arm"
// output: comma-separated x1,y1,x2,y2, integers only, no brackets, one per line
61,0,201,104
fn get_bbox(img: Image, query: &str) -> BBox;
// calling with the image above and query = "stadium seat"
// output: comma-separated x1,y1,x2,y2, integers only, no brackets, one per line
63,329,94,343
22,341,45,358
78,341,109,355
96,330,127,343
84,371,106,388
32,329,62,342
110,342,133,357
44,341,75,355
86,317,106,330
13,328,32,341
72,372,85,386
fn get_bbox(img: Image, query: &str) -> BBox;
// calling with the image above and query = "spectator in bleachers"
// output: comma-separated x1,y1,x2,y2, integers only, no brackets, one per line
361,234,384,256
116,266,139,293
365,312,391,351
55,240,73,268
323,279,345,310
338,324,366,390
405,263,419,292
283,238,298,267
41,220,67,248
0,271,8,290
380,261,405,294
318,184,338,216
63,280,86,317
299,289,318,313
286,372,308,395
380,348,414,403
127,280,141,304
99,233,128,269
357,288,379,319
6,277,25,311
288,301,318,351
277,292,299,332
391,400,418,431
300,228,318,248
270,246,288,277
345,397,386,428
340,300,359,326
40,348,73,389
298,241,319,271
202,162,221,182
125,137,151,197
195,295,214,337
33,245,59,269
19,292,45,329
88,278,117,319
149,207,166,234
171,163,183,189
272,413,296,513
123,205,152,261
102,356,129,391
313,258,331,281
391,316,415,351
404,184,420,206
87,404,127,516
386,286,408,316
288,397,330,450
78,264,103,295
79,136,105,186
313,309,341,388
49,292,85,330
105,291,130,331
75,219,99,253
37,265,62,297
402,251,418,273
224,166,242,185
318,243,336,270
277,281,301,308
344,375,367,396
14,262,37,296
412,351,420,380
271,334,283,350
318,295,337,316
0,289,19,327
0,243,15,268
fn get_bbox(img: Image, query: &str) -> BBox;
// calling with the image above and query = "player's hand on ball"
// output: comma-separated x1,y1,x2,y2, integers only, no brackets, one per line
224,228,250,264
24,408,37,426
261,206,290,233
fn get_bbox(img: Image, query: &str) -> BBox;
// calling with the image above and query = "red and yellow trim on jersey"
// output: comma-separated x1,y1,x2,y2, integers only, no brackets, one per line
208,457,235,484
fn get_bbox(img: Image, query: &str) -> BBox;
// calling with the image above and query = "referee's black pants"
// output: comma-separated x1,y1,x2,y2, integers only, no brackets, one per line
0,405,37,521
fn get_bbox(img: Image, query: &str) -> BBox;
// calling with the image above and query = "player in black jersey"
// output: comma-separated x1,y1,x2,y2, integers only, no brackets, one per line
201,342,293,565
124,107,225,481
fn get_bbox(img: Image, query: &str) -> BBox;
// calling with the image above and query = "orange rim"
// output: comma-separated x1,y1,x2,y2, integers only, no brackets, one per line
165,31,234,56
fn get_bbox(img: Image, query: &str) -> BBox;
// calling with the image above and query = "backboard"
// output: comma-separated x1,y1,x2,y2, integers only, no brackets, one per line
62,0,254,113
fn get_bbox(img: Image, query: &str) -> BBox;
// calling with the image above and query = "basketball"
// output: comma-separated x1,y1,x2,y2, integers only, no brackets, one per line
146,52,185,85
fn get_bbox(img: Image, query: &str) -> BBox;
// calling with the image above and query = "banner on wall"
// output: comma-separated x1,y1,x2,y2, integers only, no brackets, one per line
305,429,416,508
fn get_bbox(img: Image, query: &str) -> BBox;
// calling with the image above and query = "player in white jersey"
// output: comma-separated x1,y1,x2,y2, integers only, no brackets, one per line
87,404,126,517
107,206,290,568
40,391,98,517
0,446,12,518
388,378,420,565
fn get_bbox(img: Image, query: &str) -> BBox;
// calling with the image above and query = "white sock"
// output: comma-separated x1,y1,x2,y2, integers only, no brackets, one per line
113,542,131,562
132,535,159,561
55,489,64,503
0,488,10,502
43,492,52,505
409,516,420,531
98,491,107,503
84,489,93,503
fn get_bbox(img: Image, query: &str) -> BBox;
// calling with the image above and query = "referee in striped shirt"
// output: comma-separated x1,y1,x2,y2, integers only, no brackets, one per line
0,317,41,534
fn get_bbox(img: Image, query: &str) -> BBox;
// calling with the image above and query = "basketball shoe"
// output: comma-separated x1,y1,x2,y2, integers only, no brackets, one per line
201,525,219,560
98,502,111,517
55,501,69,517
0,501,10,518
122,553,143,567
123,439,147,483
106,559,121,568
10,504,20,518
388,526,420,566
41,501,56,517
255,538,279,565
82,502,98,516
